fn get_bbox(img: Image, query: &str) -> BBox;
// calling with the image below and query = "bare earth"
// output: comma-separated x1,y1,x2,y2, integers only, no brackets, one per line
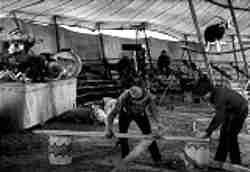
0,102,249,172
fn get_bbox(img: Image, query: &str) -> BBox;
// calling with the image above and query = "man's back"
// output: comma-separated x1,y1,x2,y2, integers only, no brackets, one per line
210,87,248,114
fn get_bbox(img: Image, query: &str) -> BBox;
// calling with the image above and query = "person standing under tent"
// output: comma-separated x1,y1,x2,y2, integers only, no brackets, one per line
157,49,171,77
136,47,146,78
194,76,248,165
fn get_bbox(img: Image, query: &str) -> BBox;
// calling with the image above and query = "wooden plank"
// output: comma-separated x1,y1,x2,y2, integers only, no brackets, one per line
98,159,177,172
111,126,208,171
209,160,250,172
33,129,209,142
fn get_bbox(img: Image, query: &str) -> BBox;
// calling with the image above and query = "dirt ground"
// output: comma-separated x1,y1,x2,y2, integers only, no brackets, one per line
0,100,249,172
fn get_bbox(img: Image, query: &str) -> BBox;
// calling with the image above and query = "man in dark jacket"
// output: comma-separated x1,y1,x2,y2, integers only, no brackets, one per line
105,85,162,164
194,77,248,165
157,50,171,76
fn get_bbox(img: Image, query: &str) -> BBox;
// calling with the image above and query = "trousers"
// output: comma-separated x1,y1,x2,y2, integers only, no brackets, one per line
118,109,162,162
215,108,248,164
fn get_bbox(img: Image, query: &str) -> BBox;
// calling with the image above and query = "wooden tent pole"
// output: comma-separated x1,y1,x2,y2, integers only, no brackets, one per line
227,0,248,76
96,24,106,61
96,23,110,79
11,11,22,31
231,35,239,80
183,34,192,62
143,28,153,69
187,0,213,81
53,15,60,52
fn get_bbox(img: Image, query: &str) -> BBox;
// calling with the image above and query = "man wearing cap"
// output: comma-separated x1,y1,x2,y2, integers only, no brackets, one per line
105,85,162,164
194,76,248,165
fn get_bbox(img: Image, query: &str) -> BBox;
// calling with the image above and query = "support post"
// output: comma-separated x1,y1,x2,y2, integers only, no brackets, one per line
231,35,239,80
227,0,248,76
11,11,22,30
143,28,153,69
183,34,192,62
53,15,60,52
187,0,213,81
96,23,110,79
97,32,105,60
135,29,139,58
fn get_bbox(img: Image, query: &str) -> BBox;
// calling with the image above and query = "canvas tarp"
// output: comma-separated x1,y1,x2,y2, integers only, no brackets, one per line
0,17,248,68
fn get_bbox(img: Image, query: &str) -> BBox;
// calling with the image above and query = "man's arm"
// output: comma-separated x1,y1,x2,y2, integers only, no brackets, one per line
146,95,163,126
105,90,129,135
206,100,226,136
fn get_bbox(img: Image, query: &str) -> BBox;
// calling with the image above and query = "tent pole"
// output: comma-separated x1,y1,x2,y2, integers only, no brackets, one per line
183,34,192,62
187,0,213,81
53,15,60,52
96,25,106,61
143,28,153,69
135,29,139,57
231,35,239,80
11,11,22,31
227,0,248,76
96,23,110,79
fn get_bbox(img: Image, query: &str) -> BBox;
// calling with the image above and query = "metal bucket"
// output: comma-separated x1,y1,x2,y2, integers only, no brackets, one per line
184,141,210,167
48,135,72,165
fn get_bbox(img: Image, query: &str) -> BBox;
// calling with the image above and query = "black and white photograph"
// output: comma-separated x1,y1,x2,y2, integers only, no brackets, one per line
1,0,250,172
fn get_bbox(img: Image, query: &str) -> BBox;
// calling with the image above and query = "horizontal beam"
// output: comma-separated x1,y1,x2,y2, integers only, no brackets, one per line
33,130,209,142
209,160,250,172
181,45,250,55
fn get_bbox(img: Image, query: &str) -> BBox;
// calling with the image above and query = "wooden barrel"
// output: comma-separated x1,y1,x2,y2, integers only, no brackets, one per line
48,135,72,165
184,141,210,167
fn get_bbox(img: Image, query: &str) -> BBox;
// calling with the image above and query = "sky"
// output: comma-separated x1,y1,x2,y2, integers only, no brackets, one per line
62,25,179,41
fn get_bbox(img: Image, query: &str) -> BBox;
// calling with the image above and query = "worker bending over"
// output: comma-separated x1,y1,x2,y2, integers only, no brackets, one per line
105,84,163,164
195,76,248,165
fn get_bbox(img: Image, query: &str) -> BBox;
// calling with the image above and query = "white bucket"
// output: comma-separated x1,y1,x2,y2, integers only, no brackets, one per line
193,118,220,138
184,141,210,167
48,135,72,165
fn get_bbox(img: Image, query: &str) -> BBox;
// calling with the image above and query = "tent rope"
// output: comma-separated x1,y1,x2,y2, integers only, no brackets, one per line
27,0,72,22
11,0,45,12
0,0,21,11
206,0,250,12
